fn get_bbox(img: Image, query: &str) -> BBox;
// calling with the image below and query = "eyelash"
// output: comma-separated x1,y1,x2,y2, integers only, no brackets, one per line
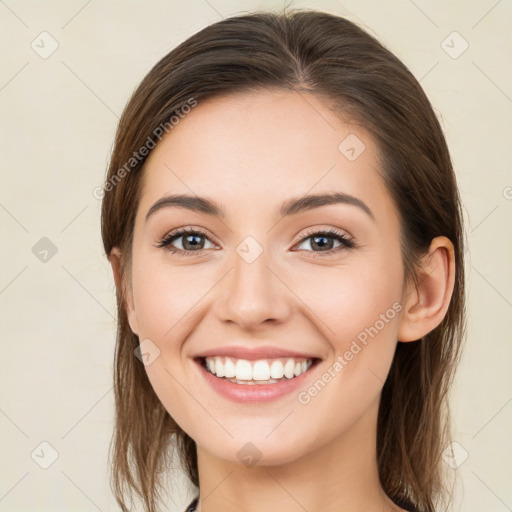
156,227,356,258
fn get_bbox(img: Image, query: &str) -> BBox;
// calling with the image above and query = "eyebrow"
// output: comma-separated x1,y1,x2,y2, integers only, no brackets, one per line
145,192,375,222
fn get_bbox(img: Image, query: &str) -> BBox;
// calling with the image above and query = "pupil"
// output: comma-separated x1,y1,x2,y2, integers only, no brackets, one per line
313,235,332,250
184,234,203,250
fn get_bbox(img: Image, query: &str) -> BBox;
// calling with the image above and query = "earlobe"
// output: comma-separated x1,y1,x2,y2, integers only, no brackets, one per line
108,247,139,336
397,236,456,342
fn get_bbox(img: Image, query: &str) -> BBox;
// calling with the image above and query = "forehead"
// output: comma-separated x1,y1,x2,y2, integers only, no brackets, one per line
138,89,393,222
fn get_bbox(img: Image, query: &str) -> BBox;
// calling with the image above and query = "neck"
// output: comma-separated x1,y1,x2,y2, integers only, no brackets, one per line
193,398,402,512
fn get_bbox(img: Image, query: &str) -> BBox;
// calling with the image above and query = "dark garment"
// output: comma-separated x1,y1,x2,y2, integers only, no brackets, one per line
184,496,198,512
394,495,420,512
183,494,419,512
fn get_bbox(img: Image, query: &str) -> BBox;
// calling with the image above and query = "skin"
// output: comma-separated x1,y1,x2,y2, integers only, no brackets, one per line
110,89,456,512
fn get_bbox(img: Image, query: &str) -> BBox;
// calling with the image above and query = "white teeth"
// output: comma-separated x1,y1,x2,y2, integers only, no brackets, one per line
216,359,225,378
284,359,295,379
235,359,252,380
252,360,271,381
270,360,284,379
204,356,315,383
224,358,236,378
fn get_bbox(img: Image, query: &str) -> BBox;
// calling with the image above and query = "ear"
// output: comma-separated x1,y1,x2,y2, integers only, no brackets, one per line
109,247,139,336
397,236,456,342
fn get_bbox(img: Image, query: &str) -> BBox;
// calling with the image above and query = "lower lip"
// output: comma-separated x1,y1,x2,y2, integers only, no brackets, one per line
195,358,320,403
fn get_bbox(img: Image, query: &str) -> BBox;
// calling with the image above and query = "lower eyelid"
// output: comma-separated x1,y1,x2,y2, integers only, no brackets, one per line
159,229,354,253
164,232,216,250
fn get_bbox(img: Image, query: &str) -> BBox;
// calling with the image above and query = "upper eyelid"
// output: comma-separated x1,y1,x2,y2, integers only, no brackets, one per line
297,226,353,241
164,227,220,246
162,226,353,248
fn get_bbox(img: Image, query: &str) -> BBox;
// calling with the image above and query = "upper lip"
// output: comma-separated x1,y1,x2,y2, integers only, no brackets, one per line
193,345,322,361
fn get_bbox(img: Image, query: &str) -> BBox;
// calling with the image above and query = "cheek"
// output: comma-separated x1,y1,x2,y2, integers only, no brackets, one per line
291,269,402,428
131,255,215,342
292,260,402,380
294,259,401,335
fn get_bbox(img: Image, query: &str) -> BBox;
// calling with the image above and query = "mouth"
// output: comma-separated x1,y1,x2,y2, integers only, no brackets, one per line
195,355,322,385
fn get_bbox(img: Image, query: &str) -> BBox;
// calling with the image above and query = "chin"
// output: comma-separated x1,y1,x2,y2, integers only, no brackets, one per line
198,430,311,468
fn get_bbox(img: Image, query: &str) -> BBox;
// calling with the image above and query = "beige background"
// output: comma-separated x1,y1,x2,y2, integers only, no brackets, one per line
1,0,511,511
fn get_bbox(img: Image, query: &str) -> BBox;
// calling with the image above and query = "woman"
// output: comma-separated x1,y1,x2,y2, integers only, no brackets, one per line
101,9,466,512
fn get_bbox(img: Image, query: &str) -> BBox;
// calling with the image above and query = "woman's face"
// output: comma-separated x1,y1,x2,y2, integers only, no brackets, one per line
122,89,408,465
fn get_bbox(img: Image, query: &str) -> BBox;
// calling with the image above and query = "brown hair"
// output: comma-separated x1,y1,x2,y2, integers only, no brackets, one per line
101,8,466,512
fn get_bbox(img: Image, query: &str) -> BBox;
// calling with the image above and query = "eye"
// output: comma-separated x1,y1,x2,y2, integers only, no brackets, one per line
157,227,216,255
293,228,355,256
156,227,355,257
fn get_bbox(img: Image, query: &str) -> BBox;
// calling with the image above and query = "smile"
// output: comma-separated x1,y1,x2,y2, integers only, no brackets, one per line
195,355,322,402
202,356,315,384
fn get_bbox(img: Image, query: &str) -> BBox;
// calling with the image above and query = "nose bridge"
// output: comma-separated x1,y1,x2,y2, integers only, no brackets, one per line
218,235,290,328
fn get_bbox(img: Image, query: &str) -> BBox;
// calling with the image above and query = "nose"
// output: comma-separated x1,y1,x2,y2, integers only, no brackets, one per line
214,246,292,330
